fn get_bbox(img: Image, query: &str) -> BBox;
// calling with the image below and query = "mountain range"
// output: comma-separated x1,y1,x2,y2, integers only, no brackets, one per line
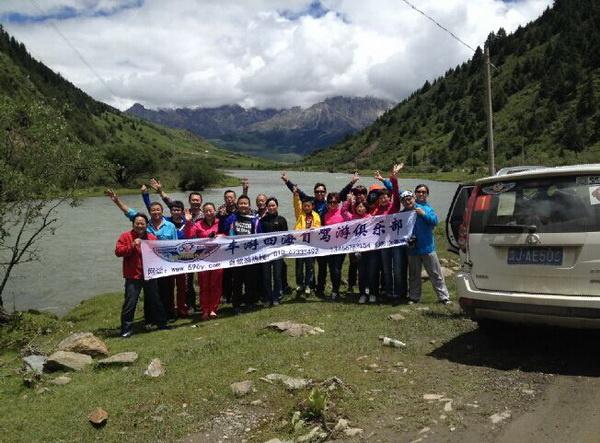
126,96,393,160
302,0,600,173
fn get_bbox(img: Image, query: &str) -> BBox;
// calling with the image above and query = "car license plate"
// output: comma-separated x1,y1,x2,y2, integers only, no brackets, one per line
507,247,563,265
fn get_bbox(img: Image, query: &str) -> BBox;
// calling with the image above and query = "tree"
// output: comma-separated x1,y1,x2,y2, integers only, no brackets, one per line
560,114,584,152
0,98,99,313
576,76,596,119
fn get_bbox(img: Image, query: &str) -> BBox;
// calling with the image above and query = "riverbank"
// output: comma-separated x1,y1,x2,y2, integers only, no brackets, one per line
287,167,480,184
74,170,241,198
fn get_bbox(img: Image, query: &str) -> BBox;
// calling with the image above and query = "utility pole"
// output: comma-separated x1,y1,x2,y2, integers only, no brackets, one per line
484,47,495,175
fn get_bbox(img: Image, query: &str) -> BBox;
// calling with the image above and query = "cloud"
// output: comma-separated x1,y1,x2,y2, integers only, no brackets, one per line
1,0,552,110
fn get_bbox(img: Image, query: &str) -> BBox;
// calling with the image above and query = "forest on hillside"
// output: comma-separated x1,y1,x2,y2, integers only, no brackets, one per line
303,0,600,173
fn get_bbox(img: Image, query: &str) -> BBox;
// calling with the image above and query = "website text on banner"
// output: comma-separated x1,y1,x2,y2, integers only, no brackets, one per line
141,212,416,280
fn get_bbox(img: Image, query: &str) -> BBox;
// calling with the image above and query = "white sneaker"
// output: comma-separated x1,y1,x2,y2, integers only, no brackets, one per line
358,295,367,304
304,287,311,295
369,295,376,303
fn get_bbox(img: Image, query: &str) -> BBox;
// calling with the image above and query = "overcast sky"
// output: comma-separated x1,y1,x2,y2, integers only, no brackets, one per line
1,0,552,110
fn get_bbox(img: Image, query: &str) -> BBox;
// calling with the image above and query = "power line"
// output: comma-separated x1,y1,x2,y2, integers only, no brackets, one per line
399,0,477,53
27,0,117,99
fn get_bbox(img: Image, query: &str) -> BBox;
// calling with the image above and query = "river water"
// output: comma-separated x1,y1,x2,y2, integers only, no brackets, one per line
4,170,458,315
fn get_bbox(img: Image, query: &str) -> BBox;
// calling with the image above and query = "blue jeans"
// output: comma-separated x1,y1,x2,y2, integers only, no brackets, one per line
380,246,408,297
262,259,283,304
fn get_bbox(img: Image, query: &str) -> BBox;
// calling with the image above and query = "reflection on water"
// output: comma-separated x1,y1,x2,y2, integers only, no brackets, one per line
4,170,457,315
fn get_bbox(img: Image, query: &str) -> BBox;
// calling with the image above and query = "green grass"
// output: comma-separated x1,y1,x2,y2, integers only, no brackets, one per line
0,232,544,442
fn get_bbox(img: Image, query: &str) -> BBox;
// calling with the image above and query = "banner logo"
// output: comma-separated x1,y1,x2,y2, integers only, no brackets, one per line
152,242,220,262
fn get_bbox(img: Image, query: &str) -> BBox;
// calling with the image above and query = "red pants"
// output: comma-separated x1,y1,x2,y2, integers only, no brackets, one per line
199,269,223,314
174,274,188,316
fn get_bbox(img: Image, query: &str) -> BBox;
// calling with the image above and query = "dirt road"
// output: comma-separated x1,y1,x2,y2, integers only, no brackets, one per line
497,375,600,443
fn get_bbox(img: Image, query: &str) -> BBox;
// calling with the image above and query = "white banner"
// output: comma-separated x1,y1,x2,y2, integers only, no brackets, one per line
141,212,416,280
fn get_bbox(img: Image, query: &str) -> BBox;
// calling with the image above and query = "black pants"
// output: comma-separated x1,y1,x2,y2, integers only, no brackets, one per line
123,278,166,333
222,268,233,303
262,259,283,304
315,256,328,294
186,273,197,311
327,254,345,294
232,264,260,308
157,276,175,319
282,260,290,292
295,257,314,289
348,253,358,288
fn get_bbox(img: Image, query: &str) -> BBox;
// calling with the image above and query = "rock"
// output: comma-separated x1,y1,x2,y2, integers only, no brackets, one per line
441,266,454,278
97,352,138,366
444,401,453,412
88,407,108,427
266,321,324,337
419,426,431,434
320,376,347,392
265,373,311,390
344,427,364,437
45,351,93,372
23,374,41,388
246,367,257,374
388,313,406,321
522,389,535,395
250,399,263,406
423,394,444,401
334,418,349,432
490,410,511,424
57,332,108,357
50,375,72,385
23,355,47,375
296,426,327,442
230,380,254,397
291,411,302,426
144,358,165,377
35,387,50,395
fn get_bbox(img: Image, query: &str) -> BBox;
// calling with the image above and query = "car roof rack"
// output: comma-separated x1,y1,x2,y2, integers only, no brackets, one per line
494,166,545,176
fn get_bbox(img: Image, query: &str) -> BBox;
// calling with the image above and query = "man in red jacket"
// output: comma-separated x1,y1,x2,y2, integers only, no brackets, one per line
115,213,168,337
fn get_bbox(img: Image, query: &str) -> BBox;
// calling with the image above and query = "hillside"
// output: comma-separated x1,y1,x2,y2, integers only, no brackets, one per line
302,0,600,173
0,26,272,192
127,96,393,161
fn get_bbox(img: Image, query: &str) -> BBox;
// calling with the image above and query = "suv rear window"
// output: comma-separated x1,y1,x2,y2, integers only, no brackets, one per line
470,175,600,234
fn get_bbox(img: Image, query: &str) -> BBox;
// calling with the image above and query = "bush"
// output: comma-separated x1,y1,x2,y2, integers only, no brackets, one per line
178,159,221,191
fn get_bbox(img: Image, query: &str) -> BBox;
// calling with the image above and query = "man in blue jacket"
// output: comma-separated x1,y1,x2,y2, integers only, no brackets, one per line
401,186,451,305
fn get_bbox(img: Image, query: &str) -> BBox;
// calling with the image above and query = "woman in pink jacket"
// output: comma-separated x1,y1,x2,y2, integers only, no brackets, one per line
323,192,346,301
184,203,223,320
341,195,375,304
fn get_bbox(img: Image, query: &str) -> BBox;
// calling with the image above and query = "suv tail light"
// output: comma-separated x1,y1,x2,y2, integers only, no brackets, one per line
458,185,480,252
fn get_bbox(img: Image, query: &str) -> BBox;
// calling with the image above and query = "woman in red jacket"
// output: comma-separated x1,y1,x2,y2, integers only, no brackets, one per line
183,203,224,320
115,213,168,337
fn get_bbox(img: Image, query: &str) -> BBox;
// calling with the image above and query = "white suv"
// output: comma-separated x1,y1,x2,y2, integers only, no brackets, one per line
446,164,600,329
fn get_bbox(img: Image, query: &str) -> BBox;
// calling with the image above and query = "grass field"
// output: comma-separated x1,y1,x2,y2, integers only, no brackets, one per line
0,231,552,442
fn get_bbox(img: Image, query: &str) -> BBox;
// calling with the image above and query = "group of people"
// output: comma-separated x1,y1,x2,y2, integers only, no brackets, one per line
107,165,450,338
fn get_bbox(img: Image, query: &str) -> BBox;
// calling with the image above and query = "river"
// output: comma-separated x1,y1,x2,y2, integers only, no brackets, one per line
3,170,458,315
